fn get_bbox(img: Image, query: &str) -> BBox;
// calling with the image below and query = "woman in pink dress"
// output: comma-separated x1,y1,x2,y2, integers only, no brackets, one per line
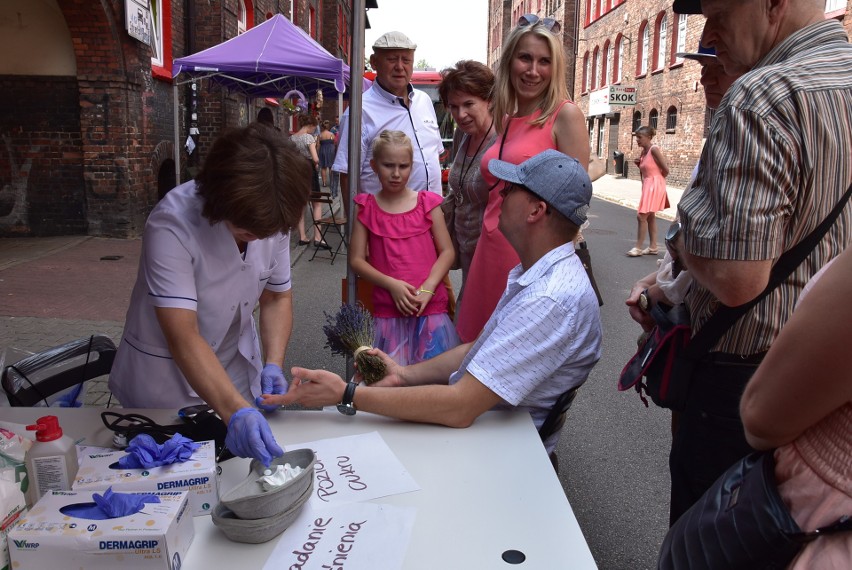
740,249,852,569
628,126,669,257
351,130,459,365
455,14,592,343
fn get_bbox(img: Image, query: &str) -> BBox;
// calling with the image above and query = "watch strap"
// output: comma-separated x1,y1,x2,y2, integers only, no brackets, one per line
341,381,357,407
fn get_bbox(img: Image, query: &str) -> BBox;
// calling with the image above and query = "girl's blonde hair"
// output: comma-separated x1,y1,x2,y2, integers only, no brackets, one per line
371,130,414,161
492,22,569,134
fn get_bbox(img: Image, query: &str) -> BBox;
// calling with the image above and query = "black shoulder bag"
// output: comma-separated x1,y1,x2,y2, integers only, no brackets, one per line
620,182,852,411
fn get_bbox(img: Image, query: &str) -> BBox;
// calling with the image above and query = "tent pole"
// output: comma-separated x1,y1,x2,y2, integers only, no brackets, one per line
173,83,181,187
344,0,366,381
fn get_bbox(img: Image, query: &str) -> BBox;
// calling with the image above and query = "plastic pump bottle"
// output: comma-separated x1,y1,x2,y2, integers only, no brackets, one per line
25,415,78,506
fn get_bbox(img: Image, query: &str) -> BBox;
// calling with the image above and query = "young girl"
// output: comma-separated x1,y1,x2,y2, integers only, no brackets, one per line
628,126,670,257
351,130,459,365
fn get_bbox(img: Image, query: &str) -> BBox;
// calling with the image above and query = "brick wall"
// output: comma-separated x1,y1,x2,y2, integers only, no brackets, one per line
0,76,85,235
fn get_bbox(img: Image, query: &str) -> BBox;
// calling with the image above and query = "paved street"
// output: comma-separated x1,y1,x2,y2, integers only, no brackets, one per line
0,174,681,569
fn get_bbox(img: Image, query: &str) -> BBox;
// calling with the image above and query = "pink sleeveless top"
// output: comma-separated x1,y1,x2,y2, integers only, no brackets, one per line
354,191,448,318
455,101,572,342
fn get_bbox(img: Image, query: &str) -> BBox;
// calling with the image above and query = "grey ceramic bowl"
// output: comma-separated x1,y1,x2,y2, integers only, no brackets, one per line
212,480,312,543
220,448,316,520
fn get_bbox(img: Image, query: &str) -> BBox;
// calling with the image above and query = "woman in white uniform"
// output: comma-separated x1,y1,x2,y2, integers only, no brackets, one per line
109,123,311,466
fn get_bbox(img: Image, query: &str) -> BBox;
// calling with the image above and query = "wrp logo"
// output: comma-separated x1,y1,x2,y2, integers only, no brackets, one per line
13,539,40,549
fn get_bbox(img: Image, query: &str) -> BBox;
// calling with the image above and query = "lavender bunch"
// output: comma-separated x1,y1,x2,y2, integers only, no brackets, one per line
322,303,387,385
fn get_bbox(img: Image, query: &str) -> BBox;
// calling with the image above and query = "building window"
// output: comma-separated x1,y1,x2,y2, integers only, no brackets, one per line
582,52,590,92
149,0,172,81
602,40,611,88
654,13,667,70
638,21,649,76
673,13,687,63
614,34,623,83
309,6,316,38
666,106,678,132
825,0,845,12
632,111,642,133
238,0,247,34
592,47,599,90
649,109,659,130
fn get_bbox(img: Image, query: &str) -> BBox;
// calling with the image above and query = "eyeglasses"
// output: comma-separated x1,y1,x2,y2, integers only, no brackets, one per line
517,13,561,34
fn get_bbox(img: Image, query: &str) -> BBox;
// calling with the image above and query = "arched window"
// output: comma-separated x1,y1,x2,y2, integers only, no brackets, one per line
666,106,678,132
238,0,247,34
649,109,659,130
582,52,590,92
654,12,667,70
673,13,687,64
592,47,599,90
614,34,623,83
632,111,642,133
638,21,649,76
602,40,611,88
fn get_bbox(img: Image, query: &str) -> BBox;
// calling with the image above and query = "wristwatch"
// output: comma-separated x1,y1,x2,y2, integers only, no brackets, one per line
336,381,357,416
665,221,682,249
638,288,652,313
666,222,684,278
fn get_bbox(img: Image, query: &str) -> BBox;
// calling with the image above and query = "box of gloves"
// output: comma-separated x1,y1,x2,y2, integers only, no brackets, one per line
72,439,219,516
6,489,194,570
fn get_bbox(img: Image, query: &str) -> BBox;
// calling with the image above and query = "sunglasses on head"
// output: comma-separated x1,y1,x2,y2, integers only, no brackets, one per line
517,13,561,34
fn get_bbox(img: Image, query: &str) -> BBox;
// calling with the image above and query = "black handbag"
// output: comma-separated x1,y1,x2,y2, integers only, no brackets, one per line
659,451,852,570
620,183,852,411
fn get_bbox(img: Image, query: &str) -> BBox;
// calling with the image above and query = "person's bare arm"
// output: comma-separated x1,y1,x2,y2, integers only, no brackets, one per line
650,146,669,178
258,288,292,368
264,367,502,429
553,103,590,171
670,233,772,306
155,307,250,423
626,270,660,331
741,250,852,449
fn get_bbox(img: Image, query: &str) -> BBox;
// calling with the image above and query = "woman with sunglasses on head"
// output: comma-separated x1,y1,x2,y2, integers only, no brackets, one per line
455,14,595,343
438,60,497,308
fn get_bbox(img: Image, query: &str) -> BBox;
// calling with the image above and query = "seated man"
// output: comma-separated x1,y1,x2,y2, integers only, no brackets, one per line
263,150,602,454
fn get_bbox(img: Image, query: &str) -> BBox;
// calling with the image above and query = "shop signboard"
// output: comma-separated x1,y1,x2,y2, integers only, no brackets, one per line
126,0,151,45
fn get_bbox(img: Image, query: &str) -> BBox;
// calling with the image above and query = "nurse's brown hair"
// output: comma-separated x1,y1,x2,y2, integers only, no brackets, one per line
196,123,311,237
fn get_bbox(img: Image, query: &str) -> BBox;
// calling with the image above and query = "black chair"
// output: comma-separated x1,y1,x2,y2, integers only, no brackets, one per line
2,335,117,407
538,386,580,473
308,191,348,265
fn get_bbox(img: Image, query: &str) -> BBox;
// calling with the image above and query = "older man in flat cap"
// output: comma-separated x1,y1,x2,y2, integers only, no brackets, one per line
333,31,443,211
658,0,852,524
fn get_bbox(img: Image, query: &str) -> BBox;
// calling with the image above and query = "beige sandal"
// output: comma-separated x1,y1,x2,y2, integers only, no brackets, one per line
642,247,659,255
626,247,644,257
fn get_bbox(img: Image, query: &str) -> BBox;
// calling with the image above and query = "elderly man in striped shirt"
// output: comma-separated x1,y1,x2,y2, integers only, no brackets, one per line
659,0,852,524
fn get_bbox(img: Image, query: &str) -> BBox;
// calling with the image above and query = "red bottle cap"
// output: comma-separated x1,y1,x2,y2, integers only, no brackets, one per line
26,415,63,442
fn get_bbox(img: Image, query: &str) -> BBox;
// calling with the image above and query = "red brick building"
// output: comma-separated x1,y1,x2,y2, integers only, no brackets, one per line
575,0,852,186
486,1,851,187
0,0,354,238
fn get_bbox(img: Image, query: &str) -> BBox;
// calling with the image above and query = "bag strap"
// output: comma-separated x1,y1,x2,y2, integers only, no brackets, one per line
795,515,852,542
686,182,852,358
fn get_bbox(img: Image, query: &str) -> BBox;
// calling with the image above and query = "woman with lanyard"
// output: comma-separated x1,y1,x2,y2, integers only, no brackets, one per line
455,14,592,343
438,60,497,308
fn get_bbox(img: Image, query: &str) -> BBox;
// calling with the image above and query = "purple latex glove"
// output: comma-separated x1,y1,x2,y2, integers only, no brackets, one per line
61,486,160,520
225,407,283,467
255,363,289,412
118,433,201,469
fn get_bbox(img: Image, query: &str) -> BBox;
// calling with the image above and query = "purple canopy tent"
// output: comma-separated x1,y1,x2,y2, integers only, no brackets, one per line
170,14,364,184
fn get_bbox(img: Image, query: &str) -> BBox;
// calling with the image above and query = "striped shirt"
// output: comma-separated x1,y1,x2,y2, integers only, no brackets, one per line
448,243,602,453
679,19,852,355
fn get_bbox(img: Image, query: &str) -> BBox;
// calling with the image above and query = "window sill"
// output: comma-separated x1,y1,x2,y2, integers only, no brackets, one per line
152,64,173,83
669,61,684,70
651,68,665,76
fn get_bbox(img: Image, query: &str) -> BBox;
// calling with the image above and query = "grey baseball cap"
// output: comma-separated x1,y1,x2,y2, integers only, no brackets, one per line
372,31,417,50
488,149,592,226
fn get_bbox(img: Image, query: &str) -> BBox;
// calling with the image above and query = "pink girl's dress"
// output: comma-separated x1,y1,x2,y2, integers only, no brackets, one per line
354,191,459,366
637,145,670,214
455,100,572,343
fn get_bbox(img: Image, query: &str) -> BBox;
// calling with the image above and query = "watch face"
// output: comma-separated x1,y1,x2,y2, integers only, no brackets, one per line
337,403,356,416
666,221,681,242
639,292,650,312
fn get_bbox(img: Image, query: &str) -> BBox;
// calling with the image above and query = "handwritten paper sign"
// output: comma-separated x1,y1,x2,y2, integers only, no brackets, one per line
262,502,416,570
285,432,420,507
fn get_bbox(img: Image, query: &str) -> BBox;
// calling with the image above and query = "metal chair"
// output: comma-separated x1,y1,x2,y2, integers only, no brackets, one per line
2,335,117,407
308,191,348,264
538,386,580,473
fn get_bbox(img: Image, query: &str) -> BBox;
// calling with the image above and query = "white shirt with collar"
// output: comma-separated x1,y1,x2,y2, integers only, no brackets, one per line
449,243,603,453
108,180,292,408
332,81,443,195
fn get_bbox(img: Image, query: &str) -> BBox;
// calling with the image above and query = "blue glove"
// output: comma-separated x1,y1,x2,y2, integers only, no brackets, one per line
62,487,160,520
225,407,284,466
118,433,201,469
255,363,289,412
